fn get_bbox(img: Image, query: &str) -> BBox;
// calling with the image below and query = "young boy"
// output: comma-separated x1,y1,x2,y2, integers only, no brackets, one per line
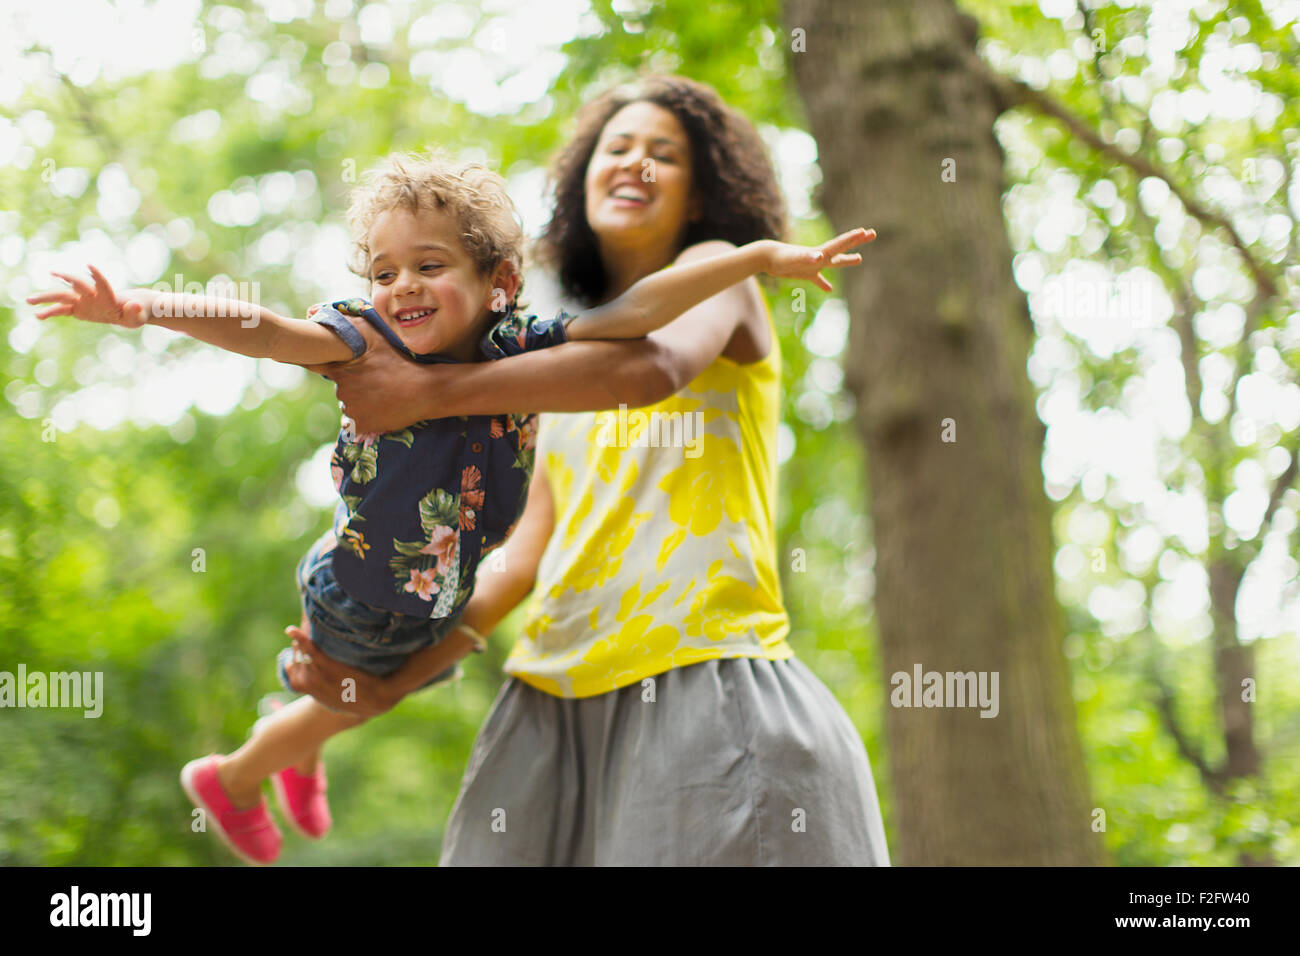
28,150,873,864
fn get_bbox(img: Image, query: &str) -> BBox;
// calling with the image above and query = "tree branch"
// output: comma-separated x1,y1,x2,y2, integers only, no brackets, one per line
1262,436,1300,531
1072,0,1112,125
1241,430,1300,566
972,59,1279,303
973,56,1290,484
1222,148,1295,429
1224,291,1270,427
1128,160,1204,425
48,65,245,293
1281,148,1299,268
1172,280,1204,422
1150,668,1225,796
56,71,125,158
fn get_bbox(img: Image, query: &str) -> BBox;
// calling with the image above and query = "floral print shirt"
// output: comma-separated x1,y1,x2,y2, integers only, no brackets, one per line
307,298,570,619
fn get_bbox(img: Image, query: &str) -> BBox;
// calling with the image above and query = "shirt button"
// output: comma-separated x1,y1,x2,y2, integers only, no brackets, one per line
472,442,483,453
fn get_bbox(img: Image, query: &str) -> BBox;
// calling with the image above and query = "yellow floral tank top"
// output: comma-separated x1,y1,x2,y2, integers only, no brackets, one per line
504,293,794,697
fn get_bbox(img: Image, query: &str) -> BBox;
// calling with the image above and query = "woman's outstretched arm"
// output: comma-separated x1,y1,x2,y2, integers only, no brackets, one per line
307,337,673,434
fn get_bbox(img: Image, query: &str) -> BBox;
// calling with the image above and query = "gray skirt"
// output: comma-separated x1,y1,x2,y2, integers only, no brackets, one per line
439,655,891,866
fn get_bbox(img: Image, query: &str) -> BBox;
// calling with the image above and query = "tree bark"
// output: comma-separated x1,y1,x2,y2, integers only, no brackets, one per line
786,0,1106,864
1208,557,1260,779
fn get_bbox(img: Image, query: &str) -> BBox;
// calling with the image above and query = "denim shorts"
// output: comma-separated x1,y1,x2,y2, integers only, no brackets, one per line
279,530,461,694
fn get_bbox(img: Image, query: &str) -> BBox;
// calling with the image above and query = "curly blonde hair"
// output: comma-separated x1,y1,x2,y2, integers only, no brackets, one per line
346,150,525,307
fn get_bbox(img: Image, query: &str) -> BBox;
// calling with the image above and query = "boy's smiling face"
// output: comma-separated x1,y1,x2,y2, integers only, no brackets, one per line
366,205,498,362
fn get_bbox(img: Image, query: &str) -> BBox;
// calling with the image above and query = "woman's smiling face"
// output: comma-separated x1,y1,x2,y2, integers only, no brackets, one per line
584,101,698,253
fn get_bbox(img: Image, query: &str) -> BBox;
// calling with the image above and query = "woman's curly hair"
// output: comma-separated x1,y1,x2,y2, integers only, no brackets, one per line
346,149,525,308
538,75,787,306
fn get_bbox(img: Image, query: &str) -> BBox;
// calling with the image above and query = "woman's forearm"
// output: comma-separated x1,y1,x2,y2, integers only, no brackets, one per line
435,338,674,418
457,551,541,637
384,542,542,696
385,630,479,697
322,314,681,434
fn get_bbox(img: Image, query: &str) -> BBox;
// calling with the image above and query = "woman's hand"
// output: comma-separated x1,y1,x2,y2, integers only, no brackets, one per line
761,227,877,292
304,340,462,435
282,626,405,718
26,265,151,327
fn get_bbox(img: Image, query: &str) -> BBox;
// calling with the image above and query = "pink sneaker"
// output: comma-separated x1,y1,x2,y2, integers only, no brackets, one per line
180,755,282,865
272,764,331,840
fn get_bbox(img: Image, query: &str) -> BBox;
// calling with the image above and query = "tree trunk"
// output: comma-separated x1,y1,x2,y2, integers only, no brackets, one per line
1207,557,1261,779
786,0,1106,864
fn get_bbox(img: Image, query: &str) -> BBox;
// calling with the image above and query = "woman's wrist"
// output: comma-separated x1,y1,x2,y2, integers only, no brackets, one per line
368,672,407,711
381,359,467,428
417,360,466,420
384,627,481,697
454,622,488,652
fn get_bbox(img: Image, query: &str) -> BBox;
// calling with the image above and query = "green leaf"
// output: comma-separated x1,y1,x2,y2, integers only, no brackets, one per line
351,446,378,486
392,538,426,557
418,488,459,534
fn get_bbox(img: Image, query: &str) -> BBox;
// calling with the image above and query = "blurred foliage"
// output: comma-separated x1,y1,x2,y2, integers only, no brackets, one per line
1,0,1296,865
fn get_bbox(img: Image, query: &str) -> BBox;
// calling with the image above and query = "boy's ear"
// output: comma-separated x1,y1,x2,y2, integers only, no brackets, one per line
488,261,521,313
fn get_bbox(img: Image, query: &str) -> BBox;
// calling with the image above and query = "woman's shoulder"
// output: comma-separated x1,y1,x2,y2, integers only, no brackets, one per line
673,238,742,263
672,242,772,367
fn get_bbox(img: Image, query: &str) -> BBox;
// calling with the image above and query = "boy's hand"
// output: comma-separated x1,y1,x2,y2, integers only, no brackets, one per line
762,227,876,292
26,265,148,328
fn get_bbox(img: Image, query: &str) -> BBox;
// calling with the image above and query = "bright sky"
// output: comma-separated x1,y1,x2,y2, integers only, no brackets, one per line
2,0,1297,644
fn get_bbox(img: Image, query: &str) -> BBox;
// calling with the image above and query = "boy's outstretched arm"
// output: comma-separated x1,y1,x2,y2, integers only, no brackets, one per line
26,265,355,366
563,227,875,341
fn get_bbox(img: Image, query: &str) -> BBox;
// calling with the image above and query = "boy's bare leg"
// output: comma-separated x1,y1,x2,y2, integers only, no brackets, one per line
216,696,365,809
291,746,324,776
257,606,335,780
272,610,331,776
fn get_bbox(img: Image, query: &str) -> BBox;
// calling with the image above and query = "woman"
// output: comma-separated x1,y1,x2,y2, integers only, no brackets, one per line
289,75,890,865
